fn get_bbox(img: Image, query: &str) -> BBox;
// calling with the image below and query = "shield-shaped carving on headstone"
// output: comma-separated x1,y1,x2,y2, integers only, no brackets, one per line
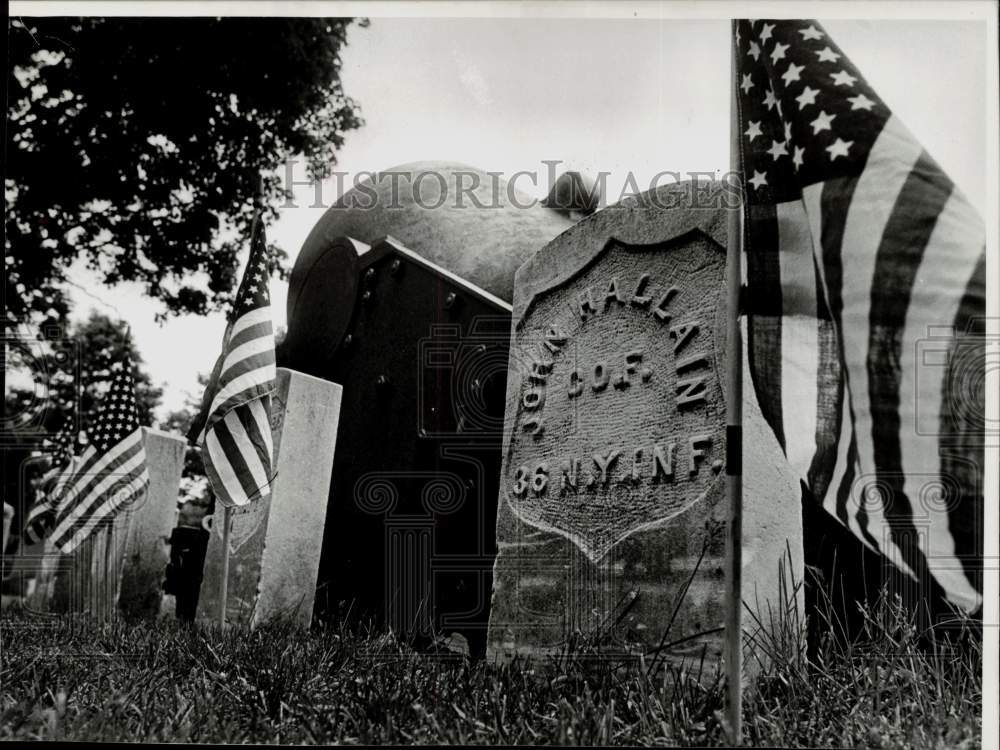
488,183,743,660
503,235,727,561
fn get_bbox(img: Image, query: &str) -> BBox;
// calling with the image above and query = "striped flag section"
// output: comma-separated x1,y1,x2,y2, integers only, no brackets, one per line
735,20,984,613
199,215,276,508
22,427,77,544
48,358,150,555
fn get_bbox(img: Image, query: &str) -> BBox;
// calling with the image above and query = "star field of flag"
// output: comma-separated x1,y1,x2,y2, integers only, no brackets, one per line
232,226,272,323
47,424,77,469
90,365,142,452
736,19,889,205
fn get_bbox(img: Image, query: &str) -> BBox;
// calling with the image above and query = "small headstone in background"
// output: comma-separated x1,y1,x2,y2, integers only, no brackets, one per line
197,368,342,628
2,502,12,557
487,183,803,665
118,427,186,620
48,512,131,621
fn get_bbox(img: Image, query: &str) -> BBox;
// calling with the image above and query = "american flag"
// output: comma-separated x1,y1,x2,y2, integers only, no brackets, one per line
48,357,150,554
735,20,984,613
23,425,77,544
199,215,276,508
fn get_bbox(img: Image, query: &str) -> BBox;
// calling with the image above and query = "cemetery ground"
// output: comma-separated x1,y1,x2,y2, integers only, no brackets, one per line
0,590,981,748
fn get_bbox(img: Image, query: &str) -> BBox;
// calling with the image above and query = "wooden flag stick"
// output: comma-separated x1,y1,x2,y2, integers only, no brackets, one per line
104,522,114,622
725,18,745,746
219,506,232,627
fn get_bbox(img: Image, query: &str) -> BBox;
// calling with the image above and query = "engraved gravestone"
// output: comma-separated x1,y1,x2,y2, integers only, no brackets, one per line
488,182,802,663
197,368,342,628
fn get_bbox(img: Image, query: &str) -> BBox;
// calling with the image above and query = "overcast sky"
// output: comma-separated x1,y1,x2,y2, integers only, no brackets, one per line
47,14,992,418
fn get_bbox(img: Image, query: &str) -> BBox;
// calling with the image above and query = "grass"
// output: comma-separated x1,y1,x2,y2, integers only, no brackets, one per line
0,583,981,747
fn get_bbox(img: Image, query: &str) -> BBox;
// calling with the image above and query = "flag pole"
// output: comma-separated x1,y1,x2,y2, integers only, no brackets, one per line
218,505,231,627
725,18,745,746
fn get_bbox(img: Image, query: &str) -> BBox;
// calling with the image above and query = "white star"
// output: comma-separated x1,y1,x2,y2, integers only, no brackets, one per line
799,25,823,41
749,170,768,190
736,25,742,46
759,23,775,43
831,70,858,87
810,110,836,134
740,73,754,94
816,47,841,63
792,145,805,171
826,138,853,160
849,93,876,111
744,120,763,140
783,120,793,141
795,85,819,109
763,88,778,111
767,139,789,160
748,40,761,60
782,62,805,86
247,283,258,293
770,42,789,64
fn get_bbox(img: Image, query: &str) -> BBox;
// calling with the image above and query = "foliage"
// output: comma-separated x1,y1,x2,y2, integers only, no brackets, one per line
0,591,982,747
3,311,162,442
6,16,364,325
158,373,212,527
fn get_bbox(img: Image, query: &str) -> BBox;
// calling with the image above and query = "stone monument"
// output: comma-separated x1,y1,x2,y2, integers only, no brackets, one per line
47,507,131,620
118,427,186,619
487,182,803,664
38,427,184,619
283,236,512,657
197,367,342,629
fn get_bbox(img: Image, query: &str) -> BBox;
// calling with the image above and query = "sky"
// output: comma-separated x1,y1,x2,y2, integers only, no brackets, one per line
42,13,993,419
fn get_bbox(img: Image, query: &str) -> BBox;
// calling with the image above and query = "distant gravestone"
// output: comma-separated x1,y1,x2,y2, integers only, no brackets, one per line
48,511,131,620
2,502,12,557
118,428,186,620
487,182,802,663
197,368,342,628
41,428,183,619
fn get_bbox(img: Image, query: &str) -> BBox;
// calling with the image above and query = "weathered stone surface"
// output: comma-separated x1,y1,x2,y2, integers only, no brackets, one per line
48,512,132,621
197,368,342,628
2,502,12,557
487,182,802,664
118,428,186,620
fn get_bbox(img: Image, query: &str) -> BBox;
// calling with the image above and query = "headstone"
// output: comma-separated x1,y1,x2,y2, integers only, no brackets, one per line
35,428,183,619
197,367,342,628
486,182,803,665
2,502,12,556
282,236,511,657
118,427,186,619
48,511,131,620
19,539,65,614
